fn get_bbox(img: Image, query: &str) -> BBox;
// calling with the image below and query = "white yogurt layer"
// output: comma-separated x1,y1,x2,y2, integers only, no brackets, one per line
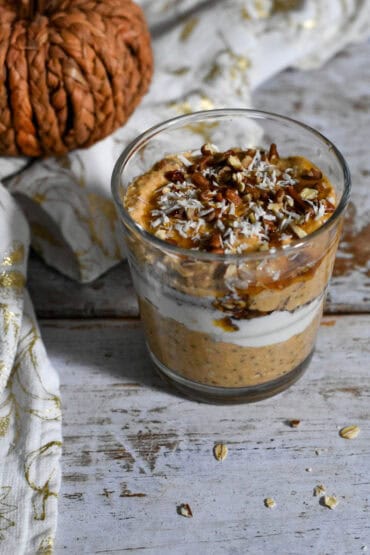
135,272,323,348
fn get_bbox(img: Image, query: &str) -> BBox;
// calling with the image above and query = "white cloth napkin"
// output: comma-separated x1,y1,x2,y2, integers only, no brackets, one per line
0,185,61,554
1,1,369,553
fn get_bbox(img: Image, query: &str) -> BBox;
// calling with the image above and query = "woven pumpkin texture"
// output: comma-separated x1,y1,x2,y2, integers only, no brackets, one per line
0,0,153,157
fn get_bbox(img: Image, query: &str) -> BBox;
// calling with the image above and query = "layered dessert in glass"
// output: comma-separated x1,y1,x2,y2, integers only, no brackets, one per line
112,110,350,402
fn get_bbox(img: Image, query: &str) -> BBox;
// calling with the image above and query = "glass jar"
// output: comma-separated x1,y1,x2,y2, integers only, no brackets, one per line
112,109,351,403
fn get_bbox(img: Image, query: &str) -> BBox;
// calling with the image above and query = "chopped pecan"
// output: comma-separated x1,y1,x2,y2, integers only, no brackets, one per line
164,169,185,183
205,210,217,222
209,232,223,249
286,185,308,212
227,155,243,170
241,154,253,168
225,188,242,205
268,143,279,161
192,171,210,189
198,154,214,171
323,199,335,212
301,168,322,180
218,166,233,184
201,143,218,155
200,190,213,201
275,187,285,203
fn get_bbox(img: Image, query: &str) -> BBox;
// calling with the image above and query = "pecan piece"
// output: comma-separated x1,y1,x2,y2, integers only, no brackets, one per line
225,188,242,205
218,166,233,184
205,210,217,222
209,232,223,249
200,190,213,201
192,171,210,190
178,503,193,518
301,168,322,180
286,185,308,212
201,143,218,155
227,155,243,170
164,169,185,183
198,155,214,171
322,199,336,212
275,187,285,203
268,143,279,161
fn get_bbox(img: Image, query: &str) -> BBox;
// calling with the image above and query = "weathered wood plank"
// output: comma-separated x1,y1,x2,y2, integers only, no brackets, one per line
254,42,370,314
42,315,370,554
28,252,139,318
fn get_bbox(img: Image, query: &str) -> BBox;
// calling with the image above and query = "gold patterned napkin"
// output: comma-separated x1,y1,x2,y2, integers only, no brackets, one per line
0,184,62,554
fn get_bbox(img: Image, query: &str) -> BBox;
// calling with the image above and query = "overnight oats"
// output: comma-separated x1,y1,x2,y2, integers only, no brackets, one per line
112,110,350,402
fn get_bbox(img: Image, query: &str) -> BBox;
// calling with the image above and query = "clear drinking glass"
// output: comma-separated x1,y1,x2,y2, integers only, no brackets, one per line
111,109,351,403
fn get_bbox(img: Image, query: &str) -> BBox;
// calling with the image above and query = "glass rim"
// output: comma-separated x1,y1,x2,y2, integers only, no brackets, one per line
111,108,351,262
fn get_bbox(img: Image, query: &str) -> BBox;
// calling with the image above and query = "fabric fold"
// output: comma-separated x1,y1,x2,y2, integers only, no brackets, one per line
0,185,62,554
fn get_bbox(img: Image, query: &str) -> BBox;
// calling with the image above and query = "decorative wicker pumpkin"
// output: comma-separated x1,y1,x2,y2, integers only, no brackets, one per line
0,0,153,157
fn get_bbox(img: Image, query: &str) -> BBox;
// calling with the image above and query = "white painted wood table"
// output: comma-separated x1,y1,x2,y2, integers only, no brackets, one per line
29,42,370,554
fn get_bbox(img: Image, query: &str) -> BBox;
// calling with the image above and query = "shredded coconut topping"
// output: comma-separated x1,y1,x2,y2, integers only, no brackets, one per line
145,143,336,254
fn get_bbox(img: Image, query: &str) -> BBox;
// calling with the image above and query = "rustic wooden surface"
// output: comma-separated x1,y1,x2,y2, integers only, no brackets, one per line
26,41,370,554
50,316,369,554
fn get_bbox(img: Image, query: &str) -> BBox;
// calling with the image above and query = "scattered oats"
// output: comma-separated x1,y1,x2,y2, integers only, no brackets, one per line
289,419,301,428
315,449,321,456
264,497,276,509
178,503,193,518
322,495,339,510
313,484,326,497
339,425,360,440
214,443,228,461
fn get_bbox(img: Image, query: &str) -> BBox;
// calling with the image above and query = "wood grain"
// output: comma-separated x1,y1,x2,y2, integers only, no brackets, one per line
43,315,370,554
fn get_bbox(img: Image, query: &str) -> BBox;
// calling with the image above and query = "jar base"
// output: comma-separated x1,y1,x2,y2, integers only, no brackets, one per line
149,349,314,404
